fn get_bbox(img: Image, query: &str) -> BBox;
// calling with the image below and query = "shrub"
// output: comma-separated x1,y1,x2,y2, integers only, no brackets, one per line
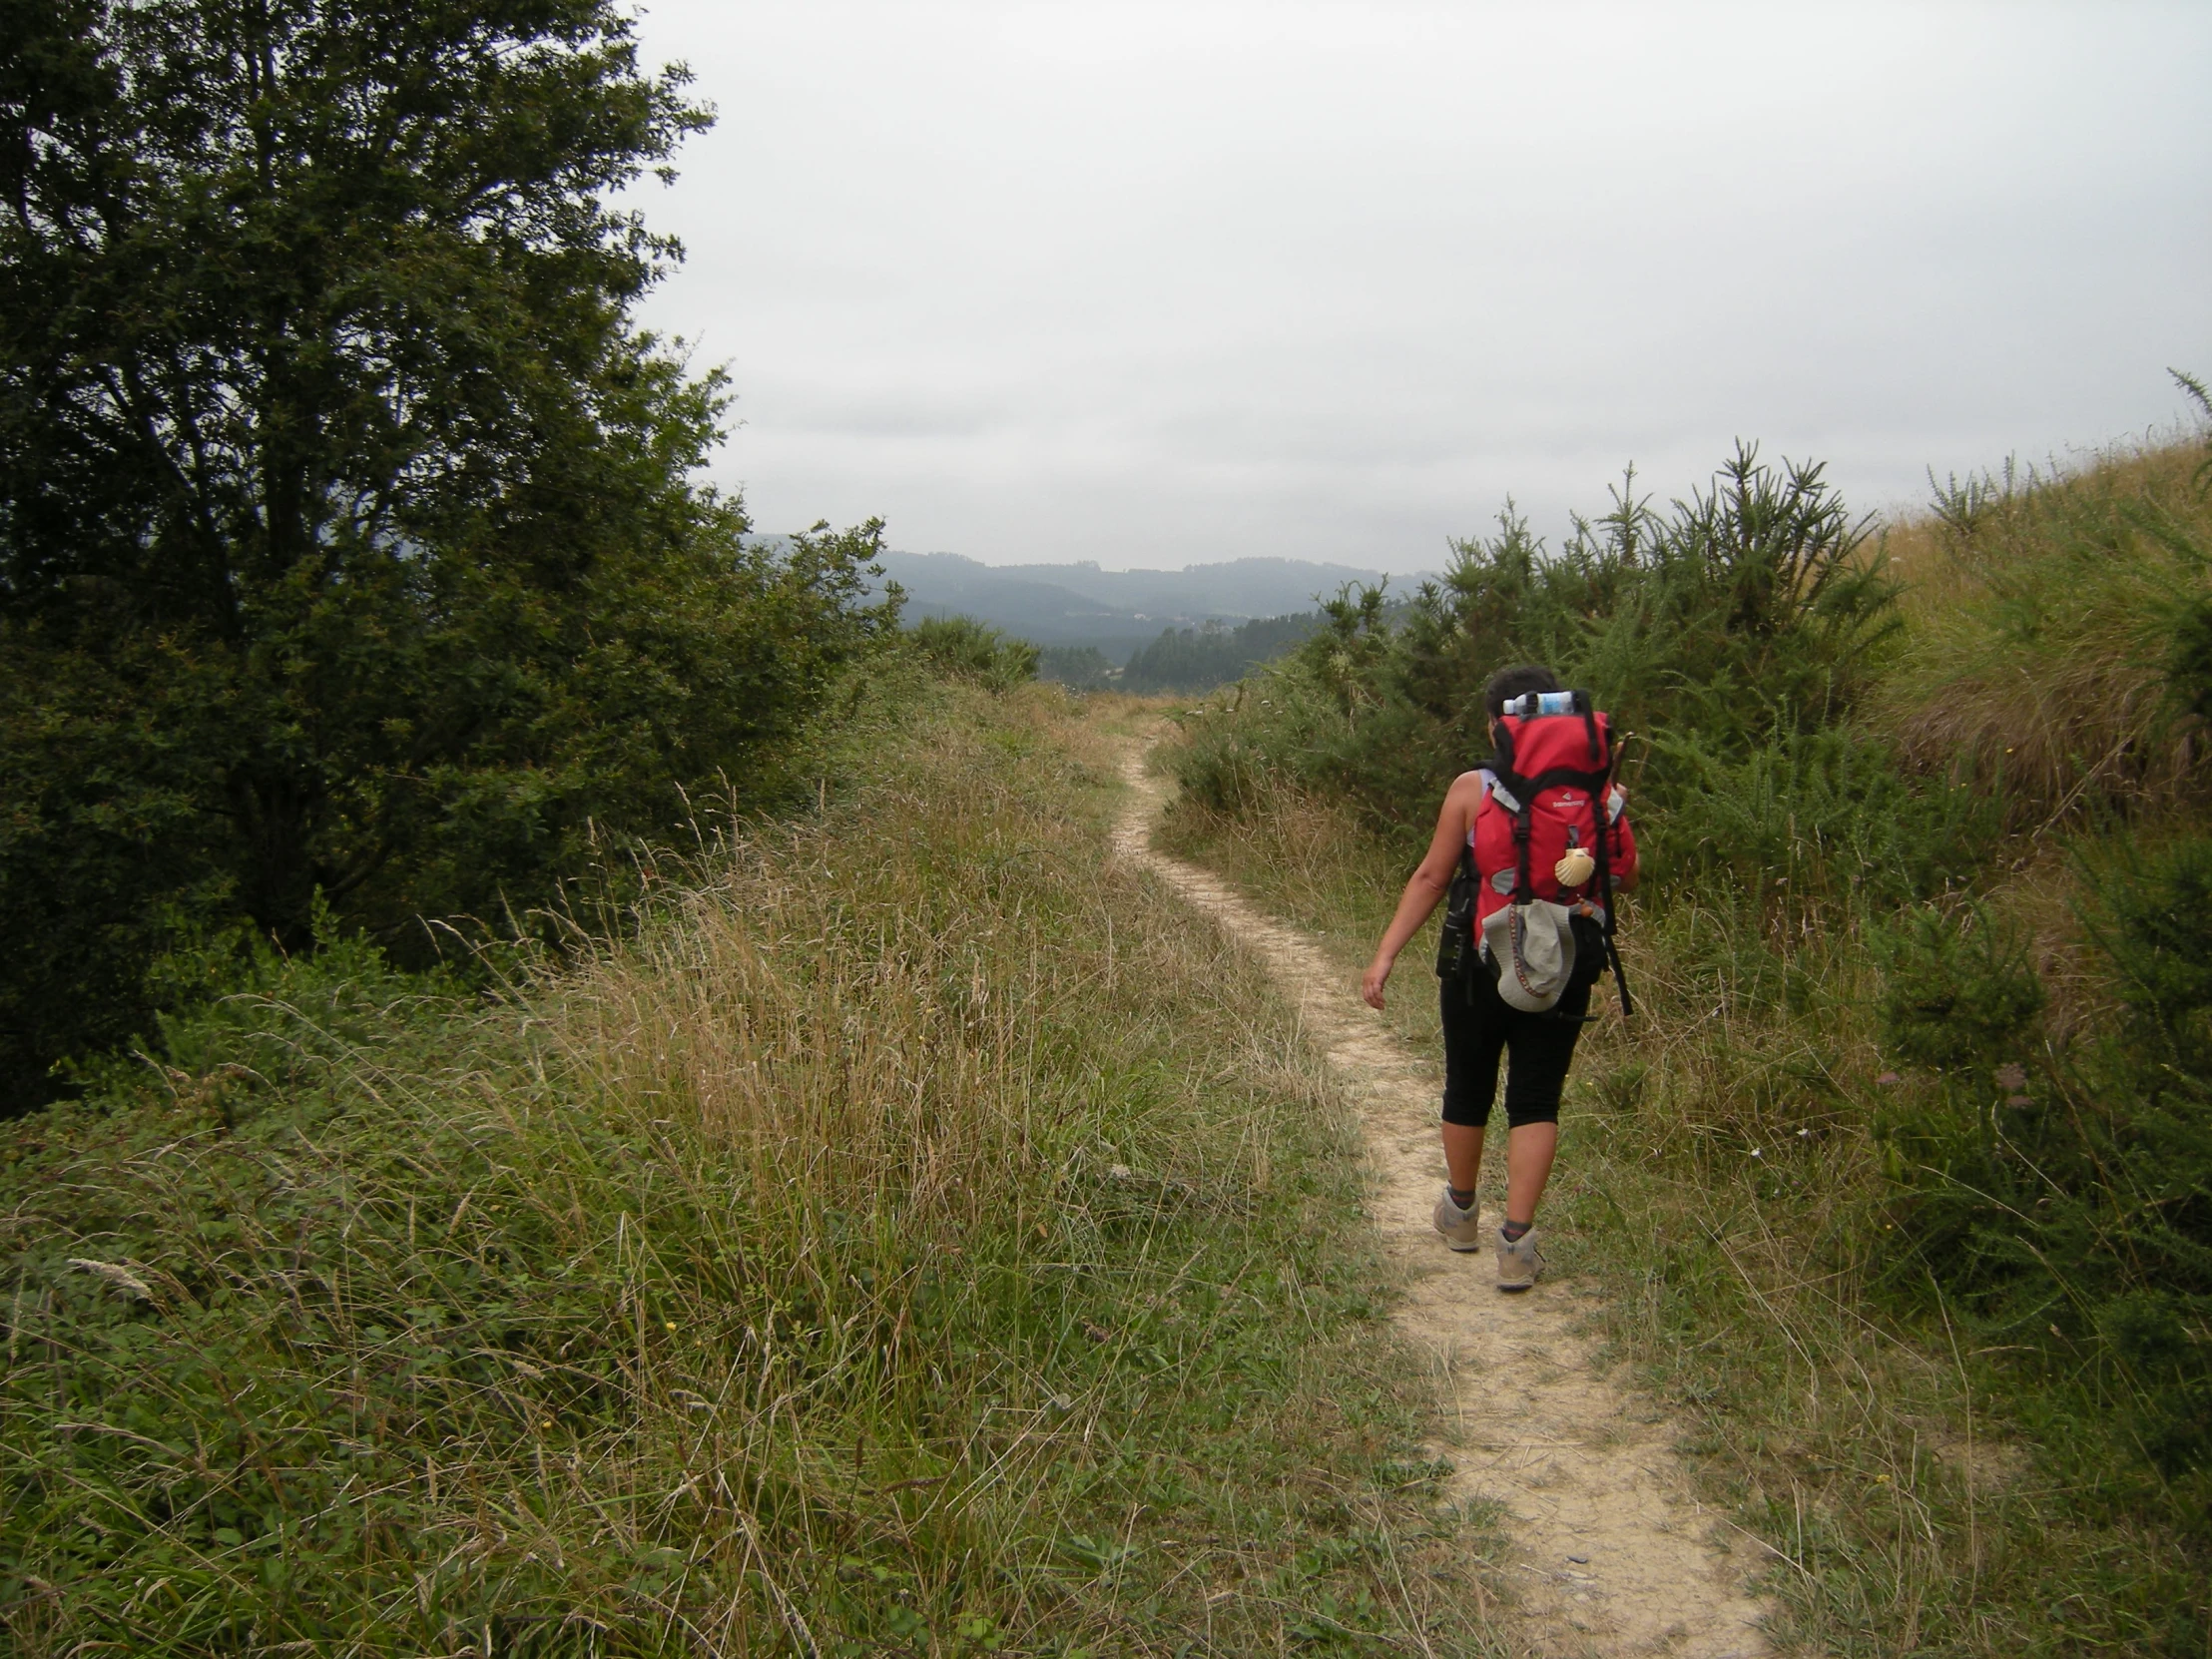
1876,902,2046,1073
907,614,1041,692
0,517,897,1113
1655,725,1998,912
1883,838,2212,1515
2097,832,2212,1077
1161,445,1901,854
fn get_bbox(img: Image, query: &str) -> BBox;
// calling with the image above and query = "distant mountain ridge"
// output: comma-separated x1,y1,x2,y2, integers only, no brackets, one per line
862,550,1387,660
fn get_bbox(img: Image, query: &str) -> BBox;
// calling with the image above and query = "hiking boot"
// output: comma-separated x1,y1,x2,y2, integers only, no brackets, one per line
1431,1187,1484,1252
1495,1226,1543,1291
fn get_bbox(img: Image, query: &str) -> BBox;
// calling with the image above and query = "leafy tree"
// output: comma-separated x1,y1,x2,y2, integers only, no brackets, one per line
0,0,894,1109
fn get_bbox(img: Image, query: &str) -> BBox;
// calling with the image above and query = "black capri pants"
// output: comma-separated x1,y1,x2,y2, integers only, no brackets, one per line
1438,965,1593,1129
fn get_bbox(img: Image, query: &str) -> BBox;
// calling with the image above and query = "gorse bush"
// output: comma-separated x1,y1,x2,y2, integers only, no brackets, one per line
1655,726,1996,914
1170,442,1905,859
1875,902,2045,1073
2102,833,2212,1077
1878,837,2212,1511
0,684,1459,1654
906,614,1041,692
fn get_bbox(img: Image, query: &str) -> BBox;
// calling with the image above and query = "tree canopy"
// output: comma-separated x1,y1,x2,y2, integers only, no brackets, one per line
0,1,894,1109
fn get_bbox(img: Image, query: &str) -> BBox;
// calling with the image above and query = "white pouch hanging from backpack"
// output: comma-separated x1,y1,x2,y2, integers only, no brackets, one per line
1480,899,1578,1013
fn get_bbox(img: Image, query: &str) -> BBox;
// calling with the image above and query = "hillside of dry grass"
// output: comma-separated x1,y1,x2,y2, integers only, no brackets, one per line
1152,425,2212,1657
1878,438,2211,831
0,679,1503,1656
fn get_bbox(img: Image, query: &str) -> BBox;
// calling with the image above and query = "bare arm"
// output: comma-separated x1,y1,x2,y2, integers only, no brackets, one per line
1363,771,1487,1010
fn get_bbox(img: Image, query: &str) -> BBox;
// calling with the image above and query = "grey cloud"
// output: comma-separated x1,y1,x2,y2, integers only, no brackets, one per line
631,0,2212,571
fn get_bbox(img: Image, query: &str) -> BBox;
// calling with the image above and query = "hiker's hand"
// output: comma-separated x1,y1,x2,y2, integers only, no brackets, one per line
1554,847,1596,886
1363,955,1392,1010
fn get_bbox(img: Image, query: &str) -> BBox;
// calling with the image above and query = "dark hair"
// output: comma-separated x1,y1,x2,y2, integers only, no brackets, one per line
1482,664,1562,718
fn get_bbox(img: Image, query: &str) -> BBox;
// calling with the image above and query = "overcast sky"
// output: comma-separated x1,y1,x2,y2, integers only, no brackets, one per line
625,1,2212,573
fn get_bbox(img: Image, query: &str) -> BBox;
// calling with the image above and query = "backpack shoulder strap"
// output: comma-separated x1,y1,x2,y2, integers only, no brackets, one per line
1585,722,1633,1019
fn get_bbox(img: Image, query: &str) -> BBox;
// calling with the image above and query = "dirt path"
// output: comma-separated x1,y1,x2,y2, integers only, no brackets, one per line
1113,743,1774,1659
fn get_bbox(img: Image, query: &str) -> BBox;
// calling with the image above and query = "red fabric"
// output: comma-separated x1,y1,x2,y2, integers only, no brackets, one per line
1470,713,1638,925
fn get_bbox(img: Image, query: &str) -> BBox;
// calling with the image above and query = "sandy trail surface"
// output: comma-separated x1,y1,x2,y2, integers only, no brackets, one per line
1113,743,1774,1658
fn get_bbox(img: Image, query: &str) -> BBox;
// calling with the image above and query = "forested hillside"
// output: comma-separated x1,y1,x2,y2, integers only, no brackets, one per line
1158,414,2212,1654
1034,612,1322,694
1119,612,1323,693
871,549,1378,658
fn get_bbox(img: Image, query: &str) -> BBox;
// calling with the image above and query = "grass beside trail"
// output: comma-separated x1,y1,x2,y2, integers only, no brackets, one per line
1154,772,2209,1658
1,681,1500,1656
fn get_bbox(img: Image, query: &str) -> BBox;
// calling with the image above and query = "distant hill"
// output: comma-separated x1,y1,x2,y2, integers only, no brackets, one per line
1119,613,1325,693
865,551,1385,661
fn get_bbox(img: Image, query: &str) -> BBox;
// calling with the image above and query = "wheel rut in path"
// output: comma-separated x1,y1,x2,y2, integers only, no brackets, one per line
1113,743,1773,1659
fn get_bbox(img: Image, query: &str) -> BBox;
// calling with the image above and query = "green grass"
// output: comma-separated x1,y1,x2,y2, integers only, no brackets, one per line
0,680,1504,1656
1144,421,2212,1655
1153,754,2212,1656
1876,436,2212,827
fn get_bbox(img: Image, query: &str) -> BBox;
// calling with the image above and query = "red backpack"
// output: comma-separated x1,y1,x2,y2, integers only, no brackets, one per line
1469,691,1635,1015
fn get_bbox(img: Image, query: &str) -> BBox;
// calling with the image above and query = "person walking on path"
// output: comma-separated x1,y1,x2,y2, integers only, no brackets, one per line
1361,664,1639,1289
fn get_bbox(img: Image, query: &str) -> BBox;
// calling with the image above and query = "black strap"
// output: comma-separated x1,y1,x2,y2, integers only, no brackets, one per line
1492,763,1608,908
1517,765,1610,797
1591,743,1634,1020
1593,823,1633,1019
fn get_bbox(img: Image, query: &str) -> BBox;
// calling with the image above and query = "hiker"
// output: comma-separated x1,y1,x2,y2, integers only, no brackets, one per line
1361,664,1638,1290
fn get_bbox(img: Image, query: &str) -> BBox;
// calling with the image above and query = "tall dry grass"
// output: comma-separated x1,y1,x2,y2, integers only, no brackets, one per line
1877,438,2212,830
1,683,1494,1656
